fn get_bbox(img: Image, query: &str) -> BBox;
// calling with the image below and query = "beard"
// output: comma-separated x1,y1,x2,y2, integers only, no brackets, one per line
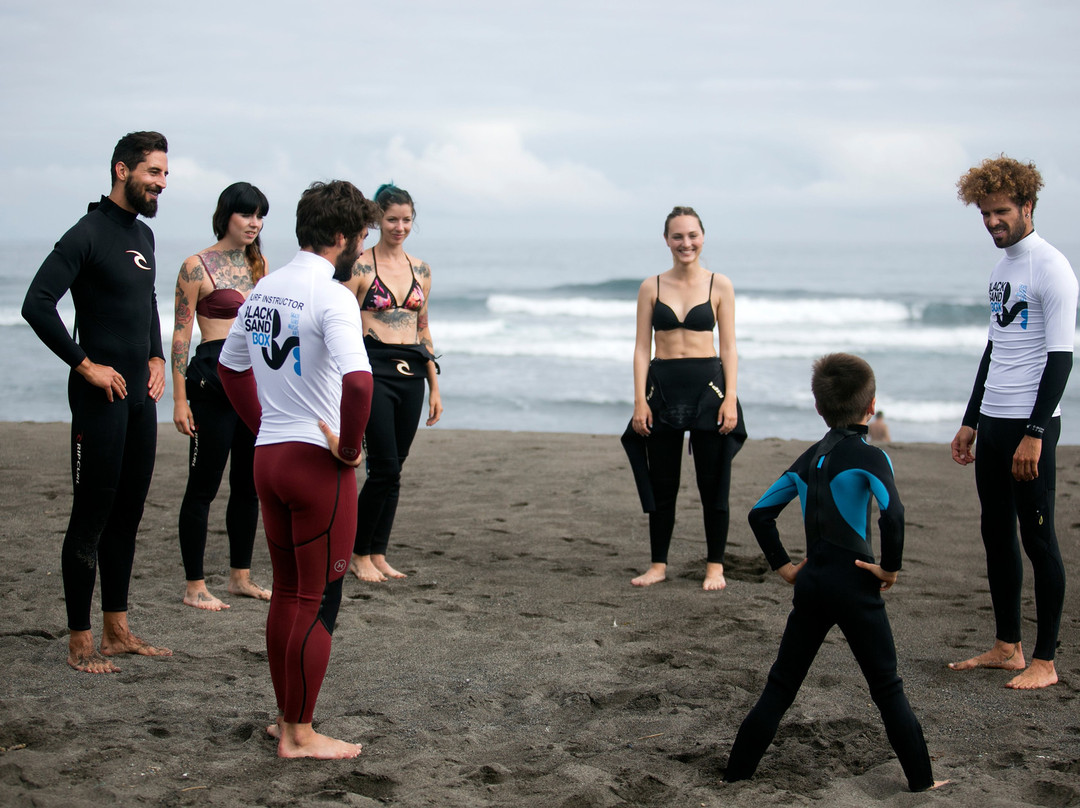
992,217,1028,249
333,234,362,281
124,176,159,218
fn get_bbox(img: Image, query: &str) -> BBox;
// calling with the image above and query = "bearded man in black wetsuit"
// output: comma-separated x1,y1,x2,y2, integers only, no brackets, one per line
22,131,174,673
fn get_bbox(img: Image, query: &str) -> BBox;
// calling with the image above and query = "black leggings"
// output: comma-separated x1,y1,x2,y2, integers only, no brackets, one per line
645,425,736,564
177,344,259,581
974,416,1064,661
726,543,933,791
354,372,425,557
63,373,157,631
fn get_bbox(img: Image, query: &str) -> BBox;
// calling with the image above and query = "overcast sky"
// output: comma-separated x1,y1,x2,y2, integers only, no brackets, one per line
2,0,1077,246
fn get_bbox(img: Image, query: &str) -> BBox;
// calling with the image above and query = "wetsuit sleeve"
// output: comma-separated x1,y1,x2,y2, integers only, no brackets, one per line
338,370,373,462
1025,351,1073,438
149,286,164,361
866,451,905,573
219,365,261,436
748,470,800,570
21,231,89,368
961,340,993,429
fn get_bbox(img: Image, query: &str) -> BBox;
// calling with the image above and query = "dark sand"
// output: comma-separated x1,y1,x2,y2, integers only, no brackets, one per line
1,423,1078,807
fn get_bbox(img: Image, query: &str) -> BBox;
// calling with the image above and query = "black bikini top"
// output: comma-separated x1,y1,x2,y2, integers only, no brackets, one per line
652,274,715,332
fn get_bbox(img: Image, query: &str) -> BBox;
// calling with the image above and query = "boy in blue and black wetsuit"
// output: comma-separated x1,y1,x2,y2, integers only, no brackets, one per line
724,353,942,793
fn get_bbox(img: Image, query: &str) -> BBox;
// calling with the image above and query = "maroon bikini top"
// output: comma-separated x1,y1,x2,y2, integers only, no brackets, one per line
194,253,245,319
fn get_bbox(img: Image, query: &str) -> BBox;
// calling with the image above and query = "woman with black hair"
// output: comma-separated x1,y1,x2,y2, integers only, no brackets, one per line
342,183,442,582
172,182,272,610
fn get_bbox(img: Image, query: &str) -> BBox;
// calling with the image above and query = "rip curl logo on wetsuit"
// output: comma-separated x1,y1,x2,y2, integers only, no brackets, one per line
125,250,152,271
245,302,302,376
394,358,415,376
990,280,1029,329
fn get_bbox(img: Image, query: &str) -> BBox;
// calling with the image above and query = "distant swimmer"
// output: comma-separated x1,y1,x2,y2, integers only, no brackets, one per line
868,411,891,442
948,156,1077,690
219,180,380,759
173,183,272,611
622,206,746,591
22,131,174,673
340,184,442,583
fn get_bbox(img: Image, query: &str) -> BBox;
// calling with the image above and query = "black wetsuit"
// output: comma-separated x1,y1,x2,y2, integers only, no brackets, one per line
353,337,432,558
621,357,746,564
22,195,163,632
725,425,934,792
178,339,259,581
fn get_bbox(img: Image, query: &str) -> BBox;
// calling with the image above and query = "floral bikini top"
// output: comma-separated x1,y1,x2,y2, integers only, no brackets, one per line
359,250,425,312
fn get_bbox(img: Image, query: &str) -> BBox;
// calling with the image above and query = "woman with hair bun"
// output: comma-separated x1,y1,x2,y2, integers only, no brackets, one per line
172,182,272,610
622,205,745,591
342,183,442,582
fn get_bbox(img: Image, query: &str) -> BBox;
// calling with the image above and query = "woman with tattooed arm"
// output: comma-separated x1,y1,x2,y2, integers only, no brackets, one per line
172,182,271,610
341,184,443,582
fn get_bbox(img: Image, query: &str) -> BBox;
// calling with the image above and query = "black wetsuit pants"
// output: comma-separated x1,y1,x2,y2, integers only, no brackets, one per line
974,416,1064,661
725,543,933,791
354,372,425,557
63,373,157,631
178,341,259,581
645,425,736,564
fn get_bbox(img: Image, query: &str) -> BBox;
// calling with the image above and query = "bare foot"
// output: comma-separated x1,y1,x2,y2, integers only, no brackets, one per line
1006,658,1058,689
349,554,387,582
631,563,667,587
278,722,362,760
371,554,406,579
183,581,230,611
68,630,119,673
930,780,952,790
948,639,1024,671
703,562,727,591
228,570,271,601
266,715,283,740
100,612,172,658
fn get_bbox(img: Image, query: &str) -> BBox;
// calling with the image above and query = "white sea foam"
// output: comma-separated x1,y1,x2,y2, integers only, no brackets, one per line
737,296,912,326
487,294,635,319
876,398,966,424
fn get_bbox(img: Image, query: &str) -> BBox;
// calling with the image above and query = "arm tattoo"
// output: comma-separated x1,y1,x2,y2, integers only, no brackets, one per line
171,338,190,376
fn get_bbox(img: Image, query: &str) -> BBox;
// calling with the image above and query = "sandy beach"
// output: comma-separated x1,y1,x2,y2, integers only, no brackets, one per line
1,422,1078,807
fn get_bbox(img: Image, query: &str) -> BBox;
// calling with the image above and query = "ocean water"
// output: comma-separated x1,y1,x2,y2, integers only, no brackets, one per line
4,236,1080,445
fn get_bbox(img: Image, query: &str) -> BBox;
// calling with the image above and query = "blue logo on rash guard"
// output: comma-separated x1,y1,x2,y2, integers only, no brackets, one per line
991,281,1029,329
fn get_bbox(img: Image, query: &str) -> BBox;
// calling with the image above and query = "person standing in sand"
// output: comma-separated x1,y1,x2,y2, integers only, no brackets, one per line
341,184,442,583
21,131,173,673
172,182,272,611
622,206,745,591
219,180,378,759
725,353,945,792
949,156,1077,690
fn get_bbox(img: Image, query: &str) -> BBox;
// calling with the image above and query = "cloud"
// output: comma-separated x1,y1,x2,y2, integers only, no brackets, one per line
161,157,234,203
367,123,626,209
800,128,971,202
